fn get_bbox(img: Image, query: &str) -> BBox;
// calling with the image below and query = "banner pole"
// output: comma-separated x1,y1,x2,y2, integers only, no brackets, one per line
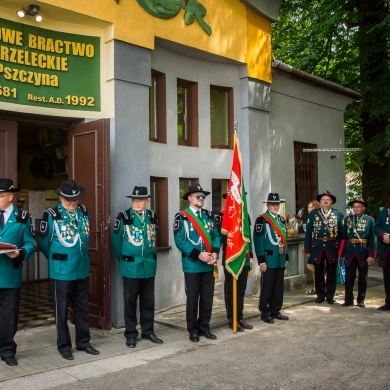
232,277,237,333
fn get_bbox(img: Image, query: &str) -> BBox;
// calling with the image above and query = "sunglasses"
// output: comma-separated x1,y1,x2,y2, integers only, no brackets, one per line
192,194,206,200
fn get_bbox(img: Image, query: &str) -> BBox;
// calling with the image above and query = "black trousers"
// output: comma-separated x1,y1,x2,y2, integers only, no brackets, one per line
0,288,20,358
123,277,155,340
259,267,284,316
344,257,368,304
50,278,91,353
315,254,337,301
184,271,214,333
224,265,249,321
383,262,390,305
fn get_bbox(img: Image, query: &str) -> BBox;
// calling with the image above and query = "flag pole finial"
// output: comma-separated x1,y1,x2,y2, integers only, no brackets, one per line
234,121,238,133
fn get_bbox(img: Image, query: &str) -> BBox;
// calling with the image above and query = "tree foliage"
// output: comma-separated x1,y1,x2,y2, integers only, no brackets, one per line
272,0,390,216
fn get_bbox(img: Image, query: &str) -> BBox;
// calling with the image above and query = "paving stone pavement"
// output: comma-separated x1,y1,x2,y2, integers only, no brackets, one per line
0,266,384,387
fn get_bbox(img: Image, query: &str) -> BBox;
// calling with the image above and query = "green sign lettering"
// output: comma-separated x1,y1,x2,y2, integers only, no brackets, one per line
0,18,100,111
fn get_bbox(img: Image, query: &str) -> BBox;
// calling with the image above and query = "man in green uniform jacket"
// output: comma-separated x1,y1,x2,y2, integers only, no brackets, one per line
304,190,343,304
253,193,289,324
338,197,376,308
220,193,254,332
174,184,221,342
0,178,36,366
374,192,390,310
39,180,99,361
112,186,162,348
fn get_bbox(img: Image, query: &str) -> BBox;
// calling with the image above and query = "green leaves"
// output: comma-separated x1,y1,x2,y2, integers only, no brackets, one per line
184,0,212,35
272,0,390,215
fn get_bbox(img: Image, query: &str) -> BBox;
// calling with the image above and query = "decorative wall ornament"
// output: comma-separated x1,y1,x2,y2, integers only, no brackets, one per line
137,0,212,35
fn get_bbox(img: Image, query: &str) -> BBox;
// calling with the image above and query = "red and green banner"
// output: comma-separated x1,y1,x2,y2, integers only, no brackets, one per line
221,132,251,279
0,17,100,111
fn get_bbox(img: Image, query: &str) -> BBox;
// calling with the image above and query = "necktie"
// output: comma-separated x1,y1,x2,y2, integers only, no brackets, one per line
0,210,4,229
196,210,201,220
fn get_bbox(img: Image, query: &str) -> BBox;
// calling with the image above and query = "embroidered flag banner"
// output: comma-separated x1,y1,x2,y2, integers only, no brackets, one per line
221,132,250,279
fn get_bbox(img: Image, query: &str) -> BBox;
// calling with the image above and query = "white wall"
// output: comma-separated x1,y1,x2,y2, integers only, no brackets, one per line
111,44,357,317
149,47,242,309
269,69,355,215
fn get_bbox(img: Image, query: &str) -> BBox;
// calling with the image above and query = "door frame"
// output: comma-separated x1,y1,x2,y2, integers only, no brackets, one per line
0,113,112,329
68,119,111,329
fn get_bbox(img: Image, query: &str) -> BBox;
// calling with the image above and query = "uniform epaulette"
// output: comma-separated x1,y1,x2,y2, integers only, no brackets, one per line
39,207,59,237
177,211,188,220
44,206,62,220
113,209,133,232
16,209,31,224
78,204,88,216
146,209,158,224
202,209,213,218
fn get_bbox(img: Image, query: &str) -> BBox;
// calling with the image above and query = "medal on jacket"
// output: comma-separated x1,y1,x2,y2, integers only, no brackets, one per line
320,208,331,225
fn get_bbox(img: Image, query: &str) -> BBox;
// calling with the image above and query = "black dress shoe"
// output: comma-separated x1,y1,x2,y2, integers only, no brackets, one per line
316,298,325,303
189,332,199,342
77,346,100,355
341,302,353,306
199,330,217,340
326,299,335,305
378,304,390,310
238,319,253,329
356,302,365,308
272,313,289,320
142,334,163,344
229,321,244,332
60,351,74,360
126,338,137,348
1,356,18,366
261,316,274,324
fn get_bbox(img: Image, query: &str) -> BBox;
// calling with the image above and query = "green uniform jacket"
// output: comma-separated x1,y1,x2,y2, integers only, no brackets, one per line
304,208,344,264
253,210,289,268
375,207,390,266
38,203,90,281
338,214,377,267
174,208,221,273
112,208,158,279
0,206,36,288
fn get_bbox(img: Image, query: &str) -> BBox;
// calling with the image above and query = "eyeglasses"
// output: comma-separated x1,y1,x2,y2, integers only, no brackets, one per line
192,194,206,200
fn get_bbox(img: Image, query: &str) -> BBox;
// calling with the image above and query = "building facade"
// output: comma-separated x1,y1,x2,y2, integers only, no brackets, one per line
0,0,357,328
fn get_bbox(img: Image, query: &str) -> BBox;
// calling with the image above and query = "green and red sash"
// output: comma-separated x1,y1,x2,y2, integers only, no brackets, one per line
182,208,218,277
262,211,287,253
182,208,212,252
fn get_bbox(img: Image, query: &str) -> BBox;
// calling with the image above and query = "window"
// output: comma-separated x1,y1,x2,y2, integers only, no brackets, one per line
211,179,229,213
179,178,198,211
149,70,167,143
210,86,233,149
177,79,198,147
294,141,318,217
150,177,169,248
